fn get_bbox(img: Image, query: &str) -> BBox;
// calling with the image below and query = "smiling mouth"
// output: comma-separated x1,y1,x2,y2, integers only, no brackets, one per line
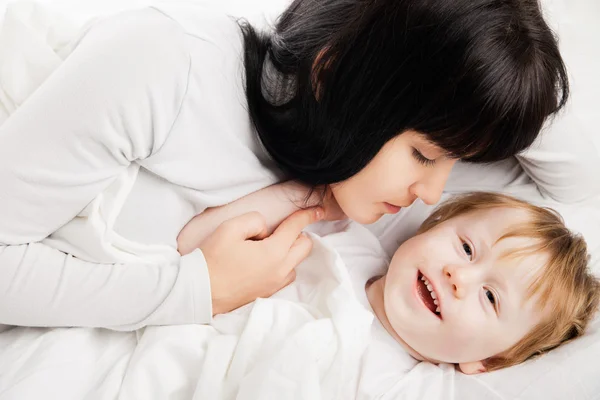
417,271,442,319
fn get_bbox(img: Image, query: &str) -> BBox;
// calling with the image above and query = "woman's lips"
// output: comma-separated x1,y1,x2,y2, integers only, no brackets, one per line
384,203,402,214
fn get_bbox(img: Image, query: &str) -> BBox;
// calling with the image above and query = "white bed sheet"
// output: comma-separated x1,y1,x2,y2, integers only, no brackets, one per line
0,1,599,399
0,228,442,400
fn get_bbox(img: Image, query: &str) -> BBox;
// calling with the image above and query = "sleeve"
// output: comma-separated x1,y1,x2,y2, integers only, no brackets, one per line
0,246,212,330
516,109,600,204
0,8,213,328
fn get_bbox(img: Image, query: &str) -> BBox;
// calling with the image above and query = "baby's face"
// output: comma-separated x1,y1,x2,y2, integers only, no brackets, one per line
381,207,548,368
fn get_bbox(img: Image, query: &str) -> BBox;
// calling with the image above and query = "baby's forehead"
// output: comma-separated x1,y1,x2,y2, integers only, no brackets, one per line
458,206,532,227
495,237,549,274
455,207,549,285
484,213,549,273
493,236,551,310
444,206,534,242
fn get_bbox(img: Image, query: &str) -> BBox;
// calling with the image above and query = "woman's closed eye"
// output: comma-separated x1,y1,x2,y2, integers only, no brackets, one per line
412,148,436,167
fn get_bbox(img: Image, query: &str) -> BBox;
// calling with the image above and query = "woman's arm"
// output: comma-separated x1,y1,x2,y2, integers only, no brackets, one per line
0,9,324,327
0,244,210,330
0,9,189,243
0,9,214,329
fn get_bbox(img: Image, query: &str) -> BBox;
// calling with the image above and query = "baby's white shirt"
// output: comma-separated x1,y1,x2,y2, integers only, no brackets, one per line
316,222,420,398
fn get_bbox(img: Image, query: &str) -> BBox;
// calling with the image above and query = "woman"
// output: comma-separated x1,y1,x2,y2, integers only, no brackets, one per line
0,0,569,329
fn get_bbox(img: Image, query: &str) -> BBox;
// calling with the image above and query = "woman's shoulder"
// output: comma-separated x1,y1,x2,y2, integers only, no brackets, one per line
79,7,190,58
72,4,244,84
72,7,192,103
151,3,245,51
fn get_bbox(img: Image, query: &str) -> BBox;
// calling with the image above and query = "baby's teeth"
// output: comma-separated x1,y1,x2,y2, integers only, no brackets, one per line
436,306,441,313
434,299,439,305
421,276,426,282
430,291,437,299
427,284,433,291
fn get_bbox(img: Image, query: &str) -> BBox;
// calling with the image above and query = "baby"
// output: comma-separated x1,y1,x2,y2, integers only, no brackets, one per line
177,184,600,375
363,191,600,373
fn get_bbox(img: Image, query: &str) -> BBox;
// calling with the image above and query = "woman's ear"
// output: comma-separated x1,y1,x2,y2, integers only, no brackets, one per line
458,361,487,375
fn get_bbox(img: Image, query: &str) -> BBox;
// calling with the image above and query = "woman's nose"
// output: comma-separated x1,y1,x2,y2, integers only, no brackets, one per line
443,264,474,299
411,160,456,205
412,181,444,206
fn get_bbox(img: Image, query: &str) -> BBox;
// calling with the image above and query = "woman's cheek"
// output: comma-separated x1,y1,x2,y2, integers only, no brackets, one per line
331,184,374,224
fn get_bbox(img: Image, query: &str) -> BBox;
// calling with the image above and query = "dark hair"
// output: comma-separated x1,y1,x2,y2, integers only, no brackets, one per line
240,0,569,186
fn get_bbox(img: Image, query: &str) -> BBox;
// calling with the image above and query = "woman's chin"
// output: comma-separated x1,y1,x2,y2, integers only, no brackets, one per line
347,211,382,225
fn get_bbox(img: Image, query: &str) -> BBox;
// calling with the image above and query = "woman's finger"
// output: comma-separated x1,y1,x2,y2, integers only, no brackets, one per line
264,269,297,299
267,207,322,250
280,233,313,274
283,269,297,287
220,211,268,240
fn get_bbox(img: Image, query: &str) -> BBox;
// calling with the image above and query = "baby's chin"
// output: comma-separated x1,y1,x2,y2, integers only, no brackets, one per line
366,278,475,367
366,276,429,362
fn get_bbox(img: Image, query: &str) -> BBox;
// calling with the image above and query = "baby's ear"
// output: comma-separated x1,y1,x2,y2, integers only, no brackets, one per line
458,361,487,375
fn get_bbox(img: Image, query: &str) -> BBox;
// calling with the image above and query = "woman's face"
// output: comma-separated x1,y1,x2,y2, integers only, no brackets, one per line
330,131,457,224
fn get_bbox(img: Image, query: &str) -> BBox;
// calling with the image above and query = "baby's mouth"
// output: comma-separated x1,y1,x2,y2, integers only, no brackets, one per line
417,271,442,319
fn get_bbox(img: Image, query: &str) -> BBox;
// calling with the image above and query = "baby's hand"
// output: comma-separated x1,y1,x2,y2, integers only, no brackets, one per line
176,181,346,256
281,181,346,221
177,208,224,255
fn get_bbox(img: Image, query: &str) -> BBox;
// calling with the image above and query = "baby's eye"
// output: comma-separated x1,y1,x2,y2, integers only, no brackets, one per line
462,242,473,260
485,289,496,305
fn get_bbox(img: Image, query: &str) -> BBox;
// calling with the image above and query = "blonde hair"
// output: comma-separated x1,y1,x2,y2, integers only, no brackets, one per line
418,192,600,371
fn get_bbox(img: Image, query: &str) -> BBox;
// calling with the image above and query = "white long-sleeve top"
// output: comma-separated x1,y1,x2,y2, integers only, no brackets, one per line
0,3,598,331
0,5,281,330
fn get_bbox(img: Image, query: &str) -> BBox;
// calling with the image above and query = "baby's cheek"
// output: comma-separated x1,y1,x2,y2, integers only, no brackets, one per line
444,316,484,348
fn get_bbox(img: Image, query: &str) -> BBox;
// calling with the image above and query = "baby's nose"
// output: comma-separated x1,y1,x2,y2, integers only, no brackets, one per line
443,265,467,299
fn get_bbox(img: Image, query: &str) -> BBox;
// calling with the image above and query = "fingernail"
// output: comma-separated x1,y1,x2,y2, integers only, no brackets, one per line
314,207,324,220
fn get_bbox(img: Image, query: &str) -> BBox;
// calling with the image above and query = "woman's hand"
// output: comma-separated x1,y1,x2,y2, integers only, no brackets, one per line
200,207,323,316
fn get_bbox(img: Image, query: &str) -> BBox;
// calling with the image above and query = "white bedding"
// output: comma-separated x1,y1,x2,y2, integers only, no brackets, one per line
0,231,373,399
0,1,599,399
0,223,459,400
